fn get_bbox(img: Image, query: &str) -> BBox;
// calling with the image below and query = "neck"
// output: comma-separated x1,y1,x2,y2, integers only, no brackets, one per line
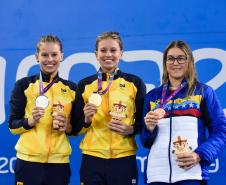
41,71,58,81
43,71,57,77
169,79,182,89
101,68,117,74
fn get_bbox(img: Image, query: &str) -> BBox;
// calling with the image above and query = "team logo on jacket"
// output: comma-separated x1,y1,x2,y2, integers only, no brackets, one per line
61,88,67,93
119,83,125,88
17,182,23,185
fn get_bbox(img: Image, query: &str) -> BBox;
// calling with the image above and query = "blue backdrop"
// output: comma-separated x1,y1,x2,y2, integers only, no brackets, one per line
0,0,226,184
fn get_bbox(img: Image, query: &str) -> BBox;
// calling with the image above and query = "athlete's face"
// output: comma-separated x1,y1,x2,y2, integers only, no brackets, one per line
95,38,123,73
36,42,63,76
166,47,188,82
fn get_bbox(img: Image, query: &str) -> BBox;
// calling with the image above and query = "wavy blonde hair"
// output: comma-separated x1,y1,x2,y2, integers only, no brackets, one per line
162,40,198,95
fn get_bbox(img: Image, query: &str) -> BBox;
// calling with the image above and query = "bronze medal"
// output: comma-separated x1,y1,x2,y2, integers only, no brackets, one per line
154,108,166,119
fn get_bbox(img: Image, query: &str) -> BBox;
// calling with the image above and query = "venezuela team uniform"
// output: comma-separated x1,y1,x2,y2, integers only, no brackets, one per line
141,80,226,185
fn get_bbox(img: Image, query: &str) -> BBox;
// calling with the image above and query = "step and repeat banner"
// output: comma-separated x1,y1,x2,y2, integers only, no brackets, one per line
0,0,226,184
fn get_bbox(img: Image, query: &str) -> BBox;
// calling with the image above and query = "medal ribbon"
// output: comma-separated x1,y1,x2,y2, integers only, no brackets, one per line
39,72,58,95
97,68,117,95
159,82,186,108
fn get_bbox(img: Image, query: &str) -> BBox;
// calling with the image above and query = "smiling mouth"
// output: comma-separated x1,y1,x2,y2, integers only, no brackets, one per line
172,68,182,70
45,64,55,67
104,60,114,64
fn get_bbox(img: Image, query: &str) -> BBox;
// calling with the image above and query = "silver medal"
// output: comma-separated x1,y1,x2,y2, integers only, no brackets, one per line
35,95,49,109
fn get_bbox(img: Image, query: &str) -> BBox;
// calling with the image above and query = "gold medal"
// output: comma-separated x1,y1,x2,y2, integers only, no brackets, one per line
89,93,102,106
154,108,165,119
35,95,49,109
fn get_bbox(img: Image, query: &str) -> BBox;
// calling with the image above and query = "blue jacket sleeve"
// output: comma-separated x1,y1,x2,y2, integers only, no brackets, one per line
140,93,158,148
195,86,226,165
67,82,85,135
132,78,146,135
8,79,33,134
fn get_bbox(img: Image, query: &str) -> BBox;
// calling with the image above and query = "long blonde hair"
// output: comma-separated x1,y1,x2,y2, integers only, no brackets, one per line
162,40,198,95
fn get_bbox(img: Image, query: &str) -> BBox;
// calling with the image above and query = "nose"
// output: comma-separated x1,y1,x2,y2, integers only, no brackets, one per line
173,59,180,65
105,51,112,57
47,55,54,61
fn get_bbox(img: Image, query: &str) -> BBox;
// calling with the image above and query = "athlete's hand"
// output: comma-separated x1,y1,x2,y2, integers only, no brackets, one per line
144,111,161,132
108,119,134,136
176,152,201,170
28,107,45,127
83,103,97,124
52,112,67,132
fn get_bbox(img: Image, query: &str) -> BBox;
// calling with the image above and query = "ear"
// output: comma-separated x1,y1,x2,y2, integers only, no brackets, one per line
35,53,39,63
95,51,98,58
120,50,123,57
61,53,64,62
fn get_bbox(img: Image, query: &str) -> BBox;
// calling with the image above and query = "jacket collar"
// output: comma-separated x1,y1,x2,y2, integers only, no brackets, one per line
98,68,120,81
40,71,59,82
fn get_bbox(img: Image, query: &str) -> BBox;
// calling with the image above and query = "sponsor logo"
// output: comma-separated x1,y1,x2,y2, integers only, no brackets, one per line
132,178,137,184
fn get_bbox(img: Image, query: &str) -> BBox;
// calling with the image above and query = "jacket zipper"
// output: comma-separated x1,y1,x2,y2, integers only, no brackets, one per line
106,74,112,158
168,100,174,183
46,79,54,162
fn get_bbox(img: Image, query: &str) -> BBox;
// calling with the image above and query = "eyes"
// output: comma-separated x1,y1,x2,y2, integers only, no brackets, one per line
166,55,187,64
99,48,118,53
40,52,60,58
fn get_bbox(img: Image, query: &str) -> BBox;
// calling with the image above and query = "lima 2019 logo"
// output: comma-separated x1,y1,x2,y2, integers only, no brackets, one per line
0,48,226,125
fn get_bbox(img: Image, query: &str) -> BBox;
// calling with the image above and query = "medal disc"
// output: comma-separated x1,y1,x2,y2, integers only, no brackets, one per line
89,93,102,106
35,95,49,109
154,108,166,118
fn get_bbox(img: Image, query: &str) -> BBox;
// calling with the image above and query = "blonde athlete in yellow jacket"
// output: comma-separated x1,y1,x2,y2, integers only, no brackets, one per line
9,35,81,185
77,32,146,185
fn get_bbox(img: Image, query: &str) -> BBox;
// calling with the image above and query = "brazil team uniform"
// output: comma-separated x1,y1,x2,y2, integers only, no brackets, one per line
77,69,146,185
9,71,81,185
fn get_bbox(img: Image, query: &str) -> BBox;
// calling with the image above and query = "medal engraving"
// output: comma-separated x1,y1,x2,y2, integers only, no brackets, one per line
35,95,49,109
154,108,166,119
89,93,102,106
